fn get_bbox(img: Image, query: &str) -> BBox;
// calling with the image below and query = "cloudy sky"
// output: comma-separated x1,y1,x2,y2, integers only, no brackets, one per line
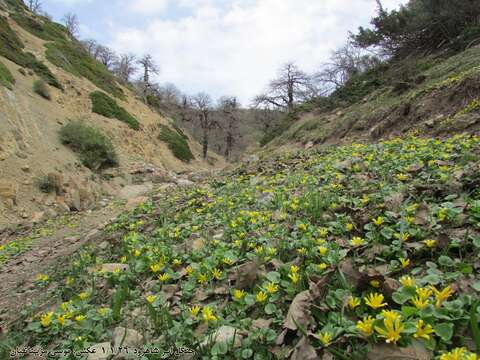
42,0,407,105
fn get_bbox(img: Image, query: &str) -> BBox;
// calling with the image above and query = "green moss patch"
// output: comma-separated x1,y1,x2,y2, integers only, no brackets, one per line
89,91,139,130
33,79,50,99
159,124,194,162
0,16,62,89
0,61,15,89
59,121,118,171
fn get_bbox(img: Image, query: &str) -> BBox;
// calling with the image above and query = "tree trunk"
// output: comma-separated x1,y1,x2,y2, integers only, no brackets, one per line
202,126,208,159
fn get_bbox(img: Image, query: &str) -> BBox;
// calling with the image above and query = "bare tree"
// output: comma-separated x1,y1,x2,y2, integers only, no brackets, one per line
218,96,239,160
62,13,80,38
27,0,42,14
80,39,98,57
96,46,118,70
253,62,316,112
314,42,381,93
137,54,159,103
115,54,137,83
191,93,217,159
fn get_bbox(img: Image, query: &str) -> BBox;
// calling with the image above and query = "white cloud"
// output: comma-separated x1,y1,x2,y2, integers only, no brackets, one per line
109,0,407,105
125,0,169,15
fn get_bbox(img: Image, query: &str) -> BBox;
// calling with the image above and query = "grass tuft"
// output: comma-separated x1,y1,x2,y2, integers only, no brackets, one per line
0,61,15,89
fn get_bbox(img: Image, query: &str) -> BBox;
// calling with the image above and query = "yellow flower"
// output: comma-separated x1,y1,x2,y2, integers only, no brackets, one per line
319,228,329,237
364,293,388,309
150,263,162,273
423,239,437,248
290,265,299,274
416,287,433,301
265,282,279,294
439,348,469,360
288,272,300,284
133,249,141,257
158,273,170,282
297,247,307,255
375,316,404,344
373,217,385,226
346,223,354,231
120,256,127,263
317,263,328,271
397,173,408,181
298,223,307,232
56,314,66,326
399,258,410,268
233,289,246,301
40,312,53,327
318,246,328,255
172,258,182,266
350,237,365,247
78,292,89,300
75,315,86,323
212,268,222,280
198,273,208,284
146,295,157,304
189,306,201,317
65,276,74,286
399,276,416,288
318,332,332,346
186,265,194,275
411,296,430,310
97,307,110,317
370,279,381,288
36,274,49,282
431,285,455,308
348,296,361,310
356,316,375,336
201,307,217,322
256,291,268,303
414,319,434,341
381,310,401,322
222,258,233,265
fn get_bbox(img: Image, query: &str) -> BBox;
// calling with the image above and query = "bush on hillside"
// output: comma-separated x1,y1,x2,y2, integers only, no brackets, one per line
0,16,62,89
33,79,50,99
89,91,139,130
35,175,56,194
158,124,194,162
0,61,15,89
59,121,118,171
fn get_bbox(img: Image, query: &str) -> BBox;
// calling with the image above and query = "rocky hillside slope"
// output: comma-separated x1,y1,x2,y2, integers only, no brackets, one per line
263,46,480,152
0,0,224,227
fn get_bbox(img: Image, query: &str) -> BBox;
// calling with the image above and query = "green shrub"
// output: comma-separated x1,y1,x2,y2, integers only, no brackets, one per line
33,79,50,99
158,124,194,162
0,16,62,89
35,175,56,193
59,121,118,170
0,61,15,89
89,91,139,130
45,41,124,98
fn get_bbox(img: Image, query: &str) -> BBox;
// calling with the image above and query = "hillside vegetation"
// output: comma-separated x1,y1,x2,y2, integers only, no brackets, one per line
264,46,480,149
3,134,480,359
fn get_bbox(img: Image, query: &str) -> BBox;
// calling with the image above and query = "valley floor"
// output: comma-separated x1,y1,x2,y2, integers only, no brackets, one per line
1,135,480,360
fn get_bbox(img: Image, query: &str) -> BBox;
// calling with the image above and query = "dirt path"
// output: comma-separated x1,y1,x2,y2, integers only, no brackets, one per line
0,203,123,330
